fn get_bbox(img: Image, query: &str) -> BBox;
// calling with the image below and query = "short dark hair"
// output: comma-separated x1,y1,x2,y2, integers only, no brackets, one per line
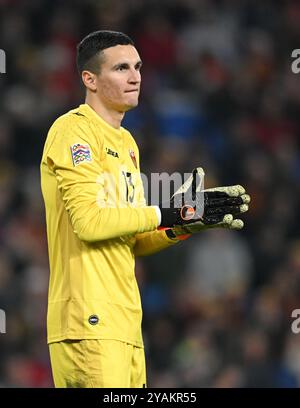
76,30,134,75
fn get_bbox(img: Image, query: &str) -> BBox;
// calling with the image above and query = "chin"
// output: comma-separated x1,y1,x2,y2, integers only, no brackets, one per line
123,99,139,111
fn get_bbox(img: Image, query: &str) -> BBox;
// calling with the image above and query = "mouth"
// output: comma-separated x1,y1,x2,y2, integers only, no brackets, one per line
125,90,139,93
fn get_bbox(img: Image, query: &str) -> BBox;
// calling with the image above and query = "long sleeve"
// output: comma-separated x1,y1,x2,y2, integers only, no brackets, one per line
44,120,159,242
133,229,179,257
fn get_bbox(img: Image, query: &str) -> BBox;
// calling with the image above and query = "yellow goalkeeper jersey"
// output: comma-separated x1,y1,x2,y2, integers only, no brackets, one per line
41,103,178,347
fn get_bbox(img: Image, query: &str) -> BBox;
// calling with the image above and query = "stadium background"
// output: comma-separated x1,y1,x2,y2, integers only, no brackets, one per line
0,0,300,387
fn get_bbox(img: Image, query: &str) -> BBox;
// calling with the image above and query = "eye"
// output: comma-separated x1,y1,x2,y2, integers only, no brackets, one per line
117,65,127,71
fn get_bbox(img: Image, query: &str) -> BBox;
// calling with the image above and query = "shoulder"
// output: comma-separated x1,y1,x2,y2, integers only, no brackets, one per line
50,107,90,134
46,107,99,154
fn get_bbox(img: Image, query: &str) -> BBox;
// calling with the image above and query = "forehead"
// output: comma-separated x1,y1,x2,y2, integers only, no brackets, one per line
102,44,141,66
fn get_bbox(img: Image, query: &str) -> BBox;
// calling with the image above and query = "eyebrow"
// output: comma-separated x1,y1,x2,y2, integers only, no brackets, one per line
112,60,143,69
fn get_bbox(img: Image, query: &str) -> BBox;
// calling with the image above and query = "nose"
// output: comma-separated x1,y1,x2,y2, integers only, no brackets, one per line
128,68,141,84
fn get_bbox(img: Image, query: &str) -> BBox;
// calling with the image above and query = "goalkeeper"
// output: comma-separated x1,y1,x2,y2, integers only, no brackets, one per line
40,30,250,388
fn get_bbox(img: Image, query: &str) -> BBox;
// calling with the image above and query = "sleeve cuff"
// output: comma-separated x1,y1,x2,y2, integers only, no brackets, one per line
152,206,161,226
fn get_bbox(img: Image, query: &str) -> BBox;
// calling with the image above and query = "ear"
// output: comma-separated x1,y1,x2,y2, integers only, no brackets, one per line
81,70,97,91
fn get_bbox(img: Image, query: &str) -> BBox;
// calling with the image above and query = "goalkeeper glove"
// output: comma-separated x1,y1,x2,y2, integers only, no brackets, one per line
172,185,250,236
159,168,250,233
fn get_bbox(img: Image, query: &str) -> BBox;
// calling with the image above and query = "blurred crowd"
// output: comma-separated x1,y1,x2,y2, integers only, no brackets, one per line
0,0,300,387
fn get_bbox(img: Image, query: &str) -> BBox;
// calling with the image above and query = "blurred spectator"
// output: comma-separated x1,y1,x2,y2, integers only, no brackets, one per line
184,229,252,304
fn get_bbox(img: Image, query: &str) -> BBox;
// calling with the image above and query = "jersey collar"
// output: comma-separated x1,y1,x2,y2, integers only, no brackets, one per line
79,104,122,137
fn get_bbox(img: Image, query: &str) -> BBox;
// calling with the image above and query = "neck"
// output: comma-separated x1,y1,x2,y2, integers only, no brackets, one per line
85,93,124,129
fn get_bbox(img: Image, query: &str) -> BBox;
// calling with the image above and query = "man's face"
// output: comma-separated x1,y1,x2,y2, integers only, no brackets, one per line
94,45,142,112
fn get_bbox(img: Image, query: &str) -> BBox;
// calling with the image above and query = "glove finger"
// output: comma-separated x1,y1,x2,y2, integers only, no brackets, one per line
227,204,249,214
204,185,246,197
206,203,249,216
205,191,229,199
241,194,251,204
229,219,244,230
205,195,244,207
199,213,233,228
222,213,234,225
240,204,249,213
202,214,224,225
216,214,234,228
202,213,232,225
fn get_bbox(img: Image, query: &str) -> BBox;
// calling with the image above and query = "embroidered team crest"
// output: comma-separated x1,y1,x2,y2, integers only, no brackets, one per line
71,143,92,166
129,149,137,168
